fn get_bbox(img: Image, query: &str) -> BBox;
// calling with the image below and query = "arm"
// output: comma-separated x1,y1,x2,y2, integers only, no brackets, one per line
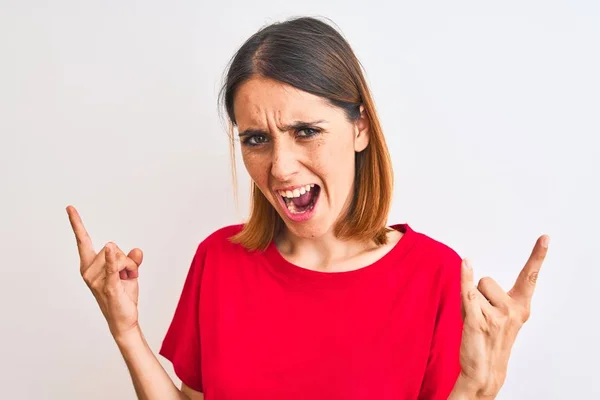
181,384,205,400
116,327,196,400
447,374,482,400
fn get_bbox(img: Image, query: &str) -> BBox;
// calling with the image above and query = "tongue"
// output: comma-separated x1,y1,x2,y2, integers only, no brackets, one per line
292,190,314,207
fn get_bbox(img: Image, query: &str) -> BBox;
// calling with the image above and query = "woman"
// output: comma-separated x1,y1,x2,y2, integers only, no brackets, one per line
66,17,549,399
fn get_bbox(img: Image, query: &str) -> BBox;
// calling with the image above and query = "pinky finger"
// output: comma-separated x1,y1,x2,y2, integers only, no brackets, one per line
461,258,483,319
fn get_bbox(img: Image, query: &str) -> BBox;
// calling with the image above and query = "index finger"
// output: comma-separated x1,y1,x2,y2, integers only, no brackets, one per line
66,205,96,265
509,235,550,303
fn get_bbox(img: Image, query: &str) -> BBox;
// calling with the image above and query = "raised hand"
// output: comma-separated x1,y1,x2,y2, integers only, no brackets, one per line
455,235,550,399
66,205,144,340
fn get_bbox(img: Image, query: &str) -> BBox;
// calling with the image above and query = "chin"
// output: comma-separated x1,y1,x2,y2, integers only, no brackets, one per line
282,219,332,240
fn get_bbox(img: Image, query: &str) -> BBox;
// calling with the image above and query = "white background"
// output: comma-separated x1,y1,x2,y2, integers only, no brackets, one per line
1,1,598,398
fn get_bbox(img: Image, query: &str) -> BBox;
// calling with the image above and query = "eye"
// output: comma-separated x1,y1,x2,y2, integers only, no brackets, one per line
243,134,269,146
296,128,321,138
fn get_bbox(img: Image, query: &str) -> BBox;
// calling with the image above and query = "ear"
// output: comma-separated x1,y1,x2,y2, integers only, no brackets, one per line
353,104,370,152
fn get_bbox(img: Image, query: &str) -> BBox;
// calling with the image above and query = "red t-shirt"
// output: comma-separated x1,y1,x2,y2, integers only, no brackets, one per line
160,223,463,399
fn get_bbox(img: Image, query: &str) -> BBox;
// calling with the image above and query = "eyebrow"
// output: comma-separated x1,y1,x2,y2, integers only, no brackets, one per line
238,120,328,137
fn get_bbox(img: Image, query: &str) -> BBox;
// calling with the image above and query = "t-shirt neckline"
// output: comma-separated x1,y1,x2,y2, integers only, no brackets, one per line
262,223,417,283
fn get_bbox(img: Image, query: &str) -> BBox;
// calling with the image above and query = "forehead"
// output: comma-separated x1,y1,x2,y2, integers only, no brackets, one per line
233,77,337,127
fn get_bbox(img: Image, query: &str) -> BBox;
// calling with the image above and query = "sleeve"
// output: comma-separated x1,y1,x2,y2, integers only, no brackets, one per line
417,250,463,400
159,241,207,393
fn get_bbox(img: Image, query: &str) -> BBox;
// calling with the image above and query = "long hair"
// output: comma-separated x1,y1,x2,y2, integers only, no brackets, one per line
219,16,394,251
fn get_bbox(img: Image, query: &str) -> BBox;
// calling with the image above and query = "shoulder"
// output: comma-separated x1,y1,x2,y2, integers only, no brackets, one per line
202,224,245,245
185,224,246,274
401,224,464,298
193,224,247,258
413,227,461,264
395,223,463,273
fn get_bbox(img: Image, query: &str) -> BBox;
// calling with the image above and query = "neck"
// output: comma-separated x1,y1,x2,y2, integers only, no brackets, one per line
276,227,376,272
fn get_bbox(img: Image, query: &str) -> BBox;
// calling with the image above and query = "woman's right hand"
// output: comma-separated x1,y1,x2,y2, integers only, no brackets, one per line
66,205,144,341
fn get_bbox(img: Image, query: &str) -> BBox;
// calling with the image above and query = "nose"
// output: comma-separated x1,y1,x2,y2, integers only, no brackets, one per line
270,140,299,183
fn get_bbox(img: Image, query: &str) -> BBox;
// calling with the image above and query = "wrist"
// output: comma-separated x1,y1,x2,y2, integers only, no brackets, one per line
113,324,143,349
448,373,486,400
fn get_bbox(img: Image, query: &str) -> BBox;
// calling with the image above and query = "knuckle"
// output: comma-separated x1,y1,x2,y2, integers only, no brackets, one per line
103,242,114,254
90,281,101,293
521,306,531,323
81,270,93,284
527,270,539,285
467,289,478,301
486,315,505,334
509,302,530,324
102,283,118,297
506,306,521,324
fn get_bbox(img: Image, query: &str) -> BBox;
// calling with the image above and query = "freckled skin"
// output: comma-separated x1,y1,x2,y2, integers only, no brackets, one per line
233,76,369,240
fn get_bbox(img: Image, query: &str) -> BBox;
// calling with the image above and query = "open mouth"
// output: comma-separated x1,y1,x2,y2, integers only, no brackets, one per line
278,184,321,215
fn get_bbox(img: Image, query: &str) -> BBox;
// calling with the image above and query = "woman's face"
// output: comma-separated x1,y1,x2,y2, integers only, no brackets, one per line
233,76,369,239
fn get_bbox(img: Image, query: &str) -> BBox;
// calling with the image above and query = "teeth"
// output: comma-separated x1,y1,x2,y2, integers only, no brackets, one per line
285,197,313,214
278,184,317,199
286,201,299,213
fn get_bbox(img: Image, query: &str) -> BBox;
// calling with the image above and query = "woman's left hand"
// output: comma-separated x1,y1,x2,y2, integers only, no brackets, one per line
451,235,550,399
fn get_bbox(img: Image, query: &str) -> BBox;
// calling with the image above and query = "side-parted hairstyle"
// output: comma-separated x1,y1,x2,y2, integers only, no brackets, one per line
219,16,394,251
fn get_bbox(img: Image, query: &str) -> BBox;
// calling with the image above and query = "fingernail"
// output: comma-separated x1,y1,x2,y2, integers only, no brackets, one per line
464,258,472,269
542,236,550,248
